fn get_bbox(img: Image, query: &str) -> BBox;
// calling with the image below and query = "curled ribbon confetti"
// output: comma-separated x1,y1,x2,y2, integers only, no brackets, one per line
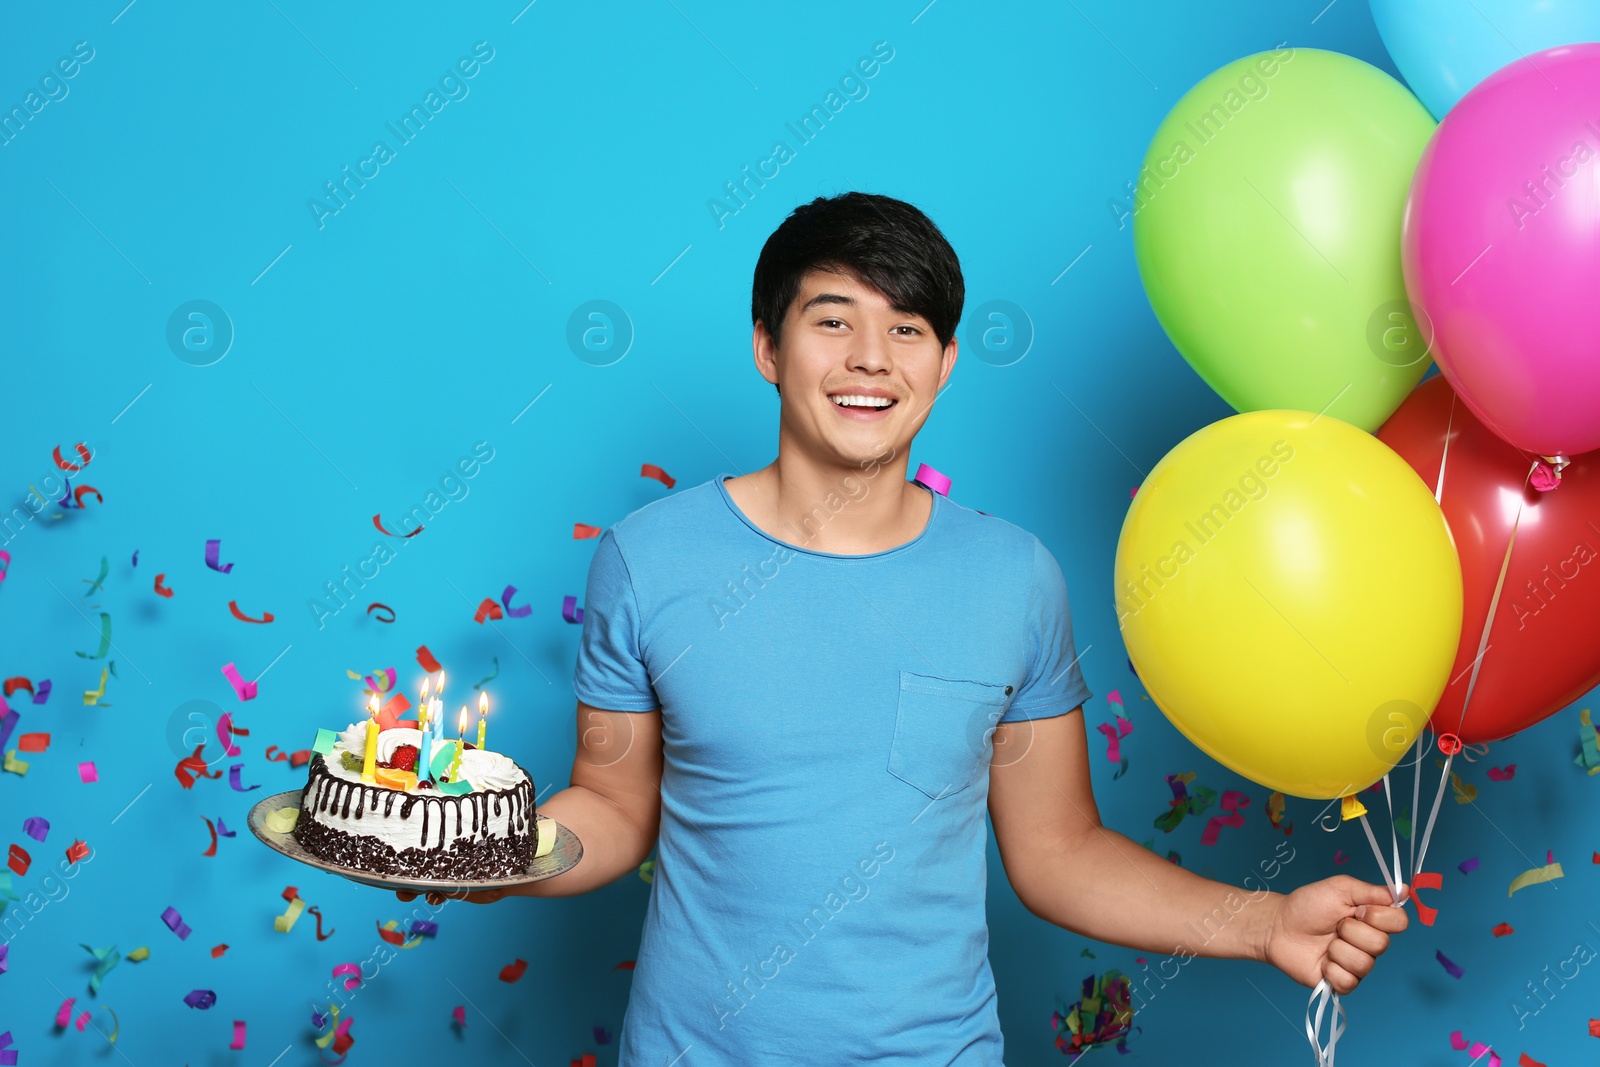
228,600,275,624
161,905,192,939
573,523,602,538
154,573,174,597
501,585,532,618
366,602,396,623
474,598,504,623
416,645,442,672
640,462,676,488
221,662,257,701
204,539,233,573
53,443,92,471
562,595,584,624
373,513,424,538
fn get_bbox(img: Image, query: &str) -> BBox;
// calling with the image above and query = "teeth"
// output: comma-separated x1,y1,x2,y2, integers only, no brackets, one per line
832,395,894,408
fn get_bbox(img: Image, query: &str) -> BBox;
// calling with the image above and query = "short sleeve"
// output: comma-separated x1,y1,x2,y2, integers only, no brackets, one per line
1002,537,1093,722
572,527,659,712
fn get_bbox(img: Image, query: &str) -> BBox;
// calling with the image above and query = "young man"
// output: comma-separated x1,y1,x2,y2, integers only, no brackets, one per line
399,192,1407,1063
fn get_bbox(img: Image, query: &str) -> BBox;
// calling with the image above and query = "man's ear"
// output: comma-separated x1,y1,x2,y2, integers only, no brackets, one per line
937,336,958,391
753,320,780,392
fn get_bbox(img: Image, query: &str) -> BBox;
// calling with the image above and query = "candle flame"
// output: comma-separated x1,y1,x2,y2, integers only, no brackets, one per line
458,706,468,735
478,690,488,717
367,694,379,717
435,671,445,698
421,676,431,701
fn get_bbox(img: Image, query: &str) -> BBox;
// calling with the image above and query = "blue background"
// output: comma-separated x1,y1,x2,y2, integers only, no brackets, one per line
2,1,1597,1064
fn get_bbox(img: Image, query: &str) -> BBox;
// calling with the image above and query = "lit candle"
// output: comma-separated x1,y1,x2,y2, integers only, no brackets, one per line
416,687,433,785
476,691,488,751
448,706,467,780
360,694,379,784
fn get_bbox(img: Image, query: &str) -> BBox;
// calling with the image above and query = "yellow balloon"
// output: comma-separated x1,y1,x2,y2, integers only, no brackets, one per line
1114,410,1462,799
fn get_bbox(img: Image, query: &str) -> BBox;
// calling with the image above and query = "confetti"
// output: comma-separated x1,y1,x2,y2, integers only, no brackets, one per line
273,891,306,933
55,997,77,1028
74,612,111,659
2,752,28,777
1405,872,1443,926
17,733,48,753
1459,856,1479,875
1,679,31,698
175,743,221,788
474,597,504,623
131,549,137,567
77,761,98,783
1518,1054,1544,1067
641,462,676,489
153,573,174,597
562,595,584,624
127,947,148,962
638,859,654,883
308,905,333,940
73,485,101,507
162,905,192,939
451,1006,466,1028
82,668,109,706
366,602,396,623
1154,773,1215,834
1492,923,1514,937
1590,1019,1600,1037
82,556,108,597
416,645,442,672
0,550,9,582
373,513,423,538
220,662,257,701
204,539,233,573
1508,862,1564,896
411,921,438,937
1333,850,1349,865
1201,791,1250,846
0,945,7,977
379,919,422,949
1095,715,1133,764
229,1020,246,1050
1436,949,1464,979
227,600,275,624
1050,969,1135,1060
1487,765,1516,781
81,944,120,994
211,944,228,959
499,958,528,983
473,658,499,690
332,963,362,991
23,817,48,842
183,989,216,1009
613,960,636,971
227,765,259,792
201,817,219,857
501,584,532,618
65,840,89,864
216,713,245,757
573,523,602,539
53,443,92,471
1576,709,1600,774
912,463,951,496
6,846,28,877
31,681,49,704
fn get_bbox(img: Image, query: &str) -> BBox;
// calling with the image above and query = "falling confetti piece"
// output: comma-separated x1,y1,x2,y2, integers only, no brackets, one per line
474,598,504,623
912,463,951,496
573,523,602,538
201,817,219,857
65,840,89,864
162,905,192,939
562,595,584,624
81,556,108,597
211,944,228,959
175,743,222,789
411,921,438,937
2,679,31,698
1333,850,1348,865
229,1020,245,1050
31,680,49,704
308,906,333,940
1492,923,1514,937
473,658,499,690
640,462,675,488
153,573,174,597
23,816,48,842
78,761,98,783
332,962,362,991
127,947,148,962
183,990,216,1009
1508,862,1564,896
53,443,92,471
75,612,112,659
416,645,442,672
373,513,423,538
80,944,121,994
499,959,528,983
501,584,532,618
366,602,396,623
131,549,137,567
451,1006,466,1027
2,752,28,777
1436,950,1464,979
72,485,101,507
1486,765,1516,781
204,539,233,573
613,960,635,971
82,668,109,706
7,845,28,877
1200,791,1250,846
1405,872,1443,926
1518,1054,1546,1067
273,892,306,933
1459,856,1479,875
221,662,257,701
228,764,260,792
17,733,48,753
227,600,275,624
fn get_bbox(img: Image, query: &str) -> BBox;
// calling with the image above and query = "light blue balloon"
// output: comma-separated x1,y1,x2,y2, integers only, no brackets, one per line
1370,0,1600,118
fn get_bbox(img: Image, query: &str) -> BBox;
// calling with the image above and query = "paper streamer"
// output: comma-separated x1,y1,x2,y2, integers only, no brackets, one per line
1200,790,1251,846
228,600,274,624
641,462,676,488
204,539,233,573
217,713,244,756
229,1020,245,1050
82,556,108,597
2,679,32,698
73,485,101,507
53,443,91,471
81,944,120,994
308,905,333,940
75,612,112,659
562,595,584,624
82,668,109,706
217,818,235,838
161,905,192,939
23,817,48,842
217,662,257,701
228,765,260,792
332,963,362,991
416,645,442,672
153,573,174,597
273,894,306,933
501,585,532,618
373,513,424,538
573,523,602,538
1508,862,1564,896
183,990,216,1009
912,463,951,496
31,680,49,704
474,598,504,623
1436,950,1464,979
473,657,499,690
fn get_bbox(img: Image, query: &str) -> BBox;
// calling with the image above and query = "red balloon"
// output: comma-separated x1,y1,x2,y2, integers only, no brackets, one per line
1376,375,1600,743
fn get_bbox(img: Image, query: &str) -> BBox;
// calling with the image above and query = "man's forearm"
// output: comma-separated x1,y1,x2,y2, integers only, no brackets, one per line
1010,824,1286,962
522,784,658,897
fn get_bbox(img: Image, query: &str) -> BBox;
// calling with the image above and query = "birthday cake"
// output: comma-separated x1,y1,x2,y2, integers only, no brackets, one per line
292,710,542,881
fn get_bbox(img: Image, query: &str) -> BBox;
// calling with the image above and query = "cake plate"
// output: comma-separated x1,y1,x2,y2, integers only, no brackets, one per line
249,789,583,893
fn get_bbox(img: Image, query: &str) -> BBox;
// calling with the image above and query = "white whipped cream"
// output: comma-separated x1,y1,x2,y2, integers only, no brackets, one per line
456,748,523,792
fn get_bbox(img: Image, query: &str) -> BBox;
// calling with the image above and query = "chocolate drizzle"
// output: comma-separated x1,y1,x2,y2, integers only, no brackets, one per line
293,754,538,878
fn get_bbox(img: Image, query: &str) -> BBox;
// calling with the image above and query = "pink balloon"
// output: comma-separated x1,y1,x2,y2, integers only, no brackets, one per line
1403,44,1600,459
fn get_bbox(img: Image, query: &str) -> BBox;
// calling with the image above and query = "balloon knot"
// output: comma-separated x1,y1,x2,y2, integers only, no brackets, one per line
1437,733,1463,756
1531,455,1568,492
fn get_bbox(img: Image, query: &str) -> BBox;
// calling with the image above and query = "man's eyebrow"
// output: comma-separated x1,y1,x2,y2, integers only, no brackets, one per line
799,292,855,312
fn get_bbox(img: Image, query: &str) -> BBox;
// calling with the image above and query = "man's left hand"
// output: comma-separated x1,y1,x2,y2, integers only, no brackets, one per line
1263,875,1409,993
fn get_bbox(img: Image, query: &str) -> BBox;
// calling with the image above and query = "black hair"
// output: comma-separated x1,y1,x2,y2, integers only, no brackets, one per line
751,192,965,395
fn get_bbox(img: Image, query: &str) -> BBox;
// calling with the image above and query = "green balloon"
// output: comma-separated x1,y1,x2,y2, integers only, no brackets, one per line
1132,47,1437,431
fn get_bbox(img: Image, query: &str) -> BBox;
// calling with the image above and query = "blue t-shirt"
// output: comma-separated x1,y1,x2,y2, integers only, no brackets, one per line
573,473,1093,1066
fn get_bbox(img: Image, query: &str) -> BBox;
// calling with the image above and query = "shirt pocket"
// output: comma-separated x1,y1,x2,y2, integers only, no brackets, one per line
887,670,1014,800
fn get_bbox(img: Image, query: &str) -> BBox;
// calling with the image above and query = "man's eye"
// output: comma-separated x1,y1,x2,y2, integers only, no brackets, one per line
819,318,846,329
893,325,921,336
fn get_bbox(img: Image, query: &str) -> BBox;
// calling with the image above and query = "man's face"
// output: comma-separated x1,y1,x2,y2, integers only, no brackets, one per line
754,268,956,468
